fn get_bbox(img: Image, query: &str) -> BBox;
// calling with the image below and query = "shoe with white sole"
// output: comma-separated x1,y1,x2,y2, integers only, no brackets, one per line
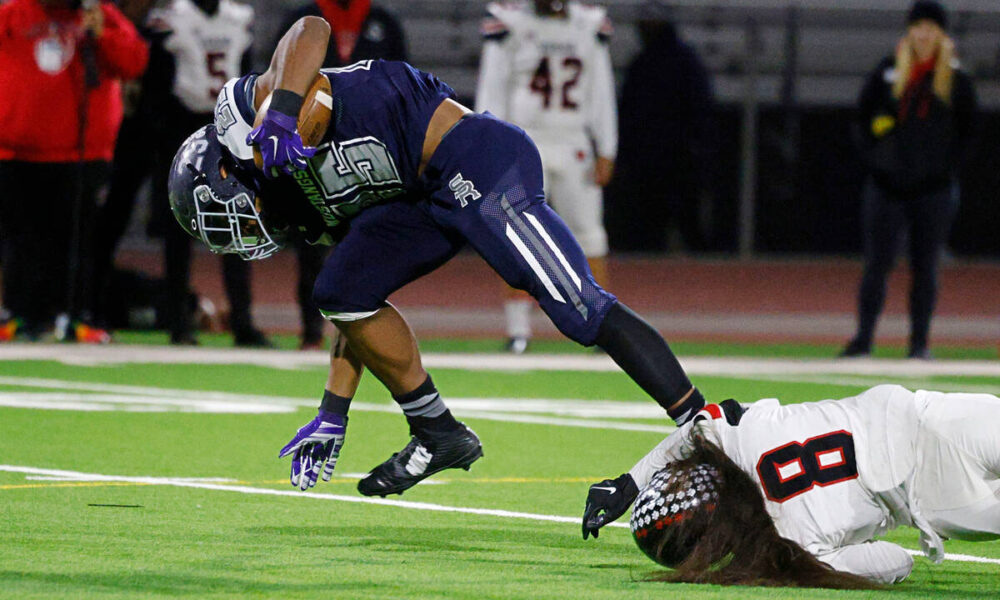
357,424,483,497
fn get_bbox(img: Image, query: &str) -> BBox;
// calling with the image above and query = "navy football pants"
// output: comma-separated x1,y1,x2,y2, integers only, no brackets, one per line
312,113,617,345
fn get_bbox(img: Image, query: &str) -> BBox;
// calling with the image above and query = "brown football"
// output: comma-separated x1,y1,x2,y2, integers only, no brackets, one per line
252,74,333,169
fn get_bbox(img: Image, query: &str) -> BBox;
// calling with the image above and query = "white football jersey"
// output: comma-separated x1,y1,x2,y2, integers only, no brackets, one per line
630,385,1000,583
148,0,254,114
475,1,617,158
631,386,936,577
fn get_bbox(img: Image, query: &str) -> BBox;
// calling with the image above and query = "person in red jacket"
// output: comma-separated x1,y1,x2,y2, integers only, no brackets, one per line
0,0,147,342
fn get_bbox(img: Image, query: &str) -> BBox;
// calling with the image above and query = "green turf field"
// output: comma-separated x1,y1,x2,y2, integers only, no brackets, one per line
0,339,998,599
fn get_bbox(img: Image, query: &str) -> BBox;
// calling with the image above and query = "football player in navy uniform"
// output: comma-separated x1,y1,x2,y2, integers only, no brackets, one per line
273,0,408,350
168,17,706,497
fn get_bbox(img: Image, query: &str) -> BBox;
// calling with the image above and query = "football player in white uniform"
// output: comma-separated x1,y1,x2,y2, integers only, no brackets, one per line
582,385,1000,586
476,0,617,353
148,0,254,115
145,0,270,346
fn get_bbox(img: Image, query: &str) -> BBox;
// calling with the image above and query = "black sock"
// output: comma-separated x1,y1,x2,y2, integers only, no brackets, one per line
393,375,460,436
319,389,352,416
595,303,703,423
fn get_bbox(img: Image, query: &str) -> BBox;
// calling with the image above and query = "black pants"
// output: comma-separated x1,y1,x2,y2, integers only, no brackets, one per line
0,160,109,330
296,240,327,344
853,179,959,350
148,110,256,338
93,112,156,324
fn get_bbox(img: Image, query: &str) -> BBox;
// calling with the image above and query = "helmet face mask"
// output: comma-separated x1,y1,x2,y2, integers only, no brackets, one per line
169,125,287,260
190,178,282,260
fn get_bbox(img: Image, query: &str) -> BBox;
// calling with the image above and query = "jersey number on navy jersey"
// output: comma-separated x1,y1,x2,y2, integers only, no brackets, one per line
756,430,859,503
529,56,582,110
304,136,405,223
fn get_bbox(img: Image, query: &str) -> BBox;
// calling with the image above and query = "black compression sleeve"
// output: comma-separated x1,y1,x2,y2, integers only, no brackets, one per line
595,302,703,423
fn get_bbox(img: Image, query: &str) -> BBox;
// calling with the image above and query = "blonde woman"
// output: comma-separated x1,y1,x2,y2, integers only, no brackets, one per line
841,1,977,359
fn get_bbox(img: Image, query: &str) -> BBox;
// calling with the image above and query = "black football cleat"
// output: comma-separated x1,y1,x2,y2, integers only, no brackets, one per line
837,339,871,358
357,424,483,497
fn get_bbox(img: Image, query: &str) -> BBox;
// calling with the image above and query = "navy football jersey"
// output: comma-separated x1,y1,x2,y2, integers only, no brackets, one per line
214,60,455,240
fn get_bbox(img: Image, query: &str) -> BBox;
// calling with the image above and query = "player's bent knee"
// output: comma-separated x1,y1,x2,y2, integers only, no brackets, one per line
538,289,617,346
318,307,382,322
312,281,385,323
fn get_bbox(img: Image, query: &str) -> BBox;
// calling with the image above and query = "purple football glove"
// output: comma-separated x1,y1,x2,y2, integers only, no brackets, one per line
247,93,316,178
278,410,347,491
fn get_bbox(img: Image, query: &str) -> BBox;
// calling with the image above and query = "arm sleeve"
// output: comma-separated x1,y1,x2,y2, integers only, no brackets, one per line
816,542,914,585
94,2,149,80
475,39,512,119
586,37,618,160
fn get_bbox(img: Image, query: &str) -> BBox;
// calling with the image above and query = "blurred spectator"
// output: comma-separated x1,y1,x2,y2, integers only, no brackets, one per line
475,0,616,353
605,17,715,253
841,1,977,359
91,0,155,329
274,0,407,350
0,0,148,342
275,0,405,69
140,0,271,347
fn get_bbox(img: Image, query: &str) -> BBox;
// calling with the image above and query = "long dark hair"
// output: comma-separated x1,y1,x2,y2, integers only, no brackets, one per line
640,432,879,589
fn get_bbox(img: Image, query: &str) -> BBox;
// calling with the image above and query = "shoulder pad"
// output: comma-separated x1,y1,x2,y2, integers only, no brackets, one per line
221,0,254,26
486,1,528,28
214,76,256,162
693,399,746,426
145,9,173,34
479,15,509,41
572,3,611,36
597,15,613,42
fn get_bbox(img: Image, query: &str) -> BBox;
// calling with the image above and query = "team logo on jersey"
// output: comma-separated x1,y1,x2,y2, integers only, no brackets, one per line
449,173,481,208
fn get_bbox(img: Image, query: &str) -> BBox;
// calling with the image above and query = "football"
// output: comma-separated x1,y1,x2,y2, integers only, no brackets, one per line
252,74,333,169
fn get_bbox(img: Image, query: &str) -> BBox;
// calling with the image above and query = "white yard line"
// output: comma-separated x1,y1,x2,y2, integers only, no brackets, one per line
1,345,998,377
0,376,673,432
1,464,997,567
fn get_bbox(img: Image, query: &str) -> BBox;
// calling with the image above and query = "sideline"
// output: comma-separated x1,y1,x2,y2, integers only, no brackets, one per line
0,344,998,377
2,464,997,567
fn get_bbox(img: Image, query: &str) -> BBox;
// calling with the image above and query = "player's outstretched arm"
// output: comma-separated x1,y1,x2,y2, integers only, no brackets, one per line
581,473,639,540
582,420,708,538
249,17,330,176
279,410,348,491
278,333,364,492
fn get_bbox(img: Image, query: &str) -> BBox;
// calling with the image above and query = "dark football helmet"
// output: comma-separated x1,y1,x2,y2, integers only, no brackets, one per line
630,463,720,568
168,125,287,260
